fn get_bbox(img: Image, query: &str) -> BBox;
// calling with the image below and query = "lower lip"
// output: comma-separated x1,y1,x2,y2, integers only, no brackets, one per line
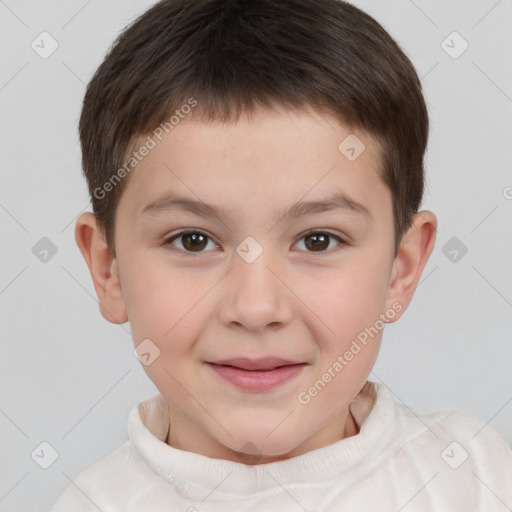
206,363,306,391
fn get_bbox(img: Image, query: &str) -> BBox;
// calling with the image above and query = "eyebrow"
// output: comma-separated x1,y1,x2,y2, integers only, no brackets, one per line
141,190,372,222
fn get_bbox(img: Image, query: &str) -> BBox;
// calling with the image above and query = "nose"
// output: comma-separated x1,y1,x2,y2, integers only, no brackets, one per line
217,248,294,333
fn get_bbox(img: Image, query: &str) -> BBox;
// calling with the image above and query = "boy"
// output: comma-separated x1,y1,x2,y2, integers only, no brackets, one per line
50,0,512,510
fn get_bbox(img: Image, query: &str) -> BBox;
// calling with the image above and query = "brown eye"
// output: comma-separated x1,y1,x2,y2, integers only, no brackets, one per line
304,232,329,251
181,232,207,251
165,230,217,253
296,231,345,253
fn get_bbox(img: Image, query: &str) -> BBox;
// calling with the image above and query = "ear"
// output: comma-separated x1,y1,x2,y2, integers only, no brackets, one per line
384,210,437,322
74,212,128,324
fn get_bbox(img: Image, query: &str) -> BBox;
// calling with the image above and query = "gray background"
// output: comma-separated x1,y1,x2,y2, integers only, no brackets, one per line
1,1,511,510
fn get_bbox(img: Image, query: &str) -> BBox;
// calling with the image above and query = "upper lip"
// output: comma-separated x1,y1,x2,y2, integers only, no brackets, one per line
207,357,304,371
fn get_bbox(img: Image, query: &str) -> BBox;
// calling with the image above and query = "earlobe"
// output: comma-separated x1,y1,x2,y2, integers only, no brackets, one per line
74,212,128,324
385,210,437,321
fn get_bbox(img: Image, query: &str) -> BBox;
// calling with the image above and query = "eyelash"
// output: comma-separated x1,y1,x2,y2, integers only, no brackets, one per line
163,229,347,255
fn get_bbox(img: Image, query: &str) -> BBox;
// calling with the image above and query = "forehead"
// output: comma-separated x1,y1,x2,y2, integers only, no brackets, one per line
118,106,390,224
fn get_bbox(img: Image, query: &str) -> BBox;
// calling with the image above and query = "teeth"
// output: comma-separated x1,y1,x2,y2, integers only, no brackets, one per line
234,366,277,371
221,364,287,371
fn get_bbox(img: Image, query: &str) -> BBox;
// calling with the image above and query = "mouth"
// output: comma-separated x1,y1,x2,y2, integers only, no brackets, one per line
206,357,305,371
205,358,307,391
212,364,298,372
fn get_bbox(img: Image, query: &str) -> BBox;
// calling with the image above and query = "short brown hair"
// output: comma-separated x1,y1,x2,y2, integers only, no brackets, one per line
79,0,428,256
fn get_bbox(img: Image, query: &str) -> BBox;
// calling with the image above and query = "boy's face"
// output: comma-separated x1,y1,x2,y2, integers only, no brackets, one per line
77,106,436,463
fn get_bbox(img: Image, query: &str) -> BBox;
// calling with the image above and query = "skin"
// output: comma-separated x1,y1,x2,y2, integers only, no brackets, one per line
75,104,437,464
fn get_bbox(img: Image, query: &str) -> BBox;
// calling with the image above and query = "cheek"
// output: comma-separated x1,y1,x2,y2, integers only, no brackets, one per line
304,258,390,343
121,254,208,345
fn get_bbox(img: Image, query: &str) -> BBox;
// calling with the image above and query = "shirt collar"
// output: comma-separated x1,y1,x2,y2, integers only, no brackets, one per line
128,380,397,498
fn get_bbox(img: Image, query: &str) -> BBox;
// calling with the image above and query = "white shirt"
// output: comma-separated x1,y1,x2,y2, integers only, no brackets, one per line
49,381,512,511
